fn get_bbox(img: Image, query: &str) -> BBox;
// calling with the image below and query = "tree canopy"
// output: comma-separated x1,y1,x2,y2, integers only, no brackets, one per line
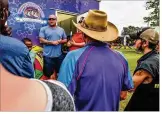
143,0,159,27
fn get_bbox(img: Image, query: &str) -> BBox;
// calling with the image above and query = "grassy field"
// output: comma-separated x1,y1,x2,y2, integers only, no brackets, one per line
115,47,142,111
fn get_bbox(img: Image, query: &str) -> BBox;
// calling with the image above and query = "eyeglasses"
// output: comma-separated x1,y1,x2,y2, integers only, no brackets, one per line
48,18,56,21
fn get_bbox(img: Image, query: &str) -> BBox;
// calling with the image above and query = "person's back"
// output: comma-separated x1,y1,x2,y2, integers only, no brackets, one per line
58,42,133,111
0,64,75,111
58,9,133,111
76,43,132,110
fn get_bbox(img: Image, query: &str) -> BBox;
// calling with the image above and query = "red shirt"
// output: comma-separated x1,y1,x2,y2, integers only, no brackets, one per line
69,32,85,51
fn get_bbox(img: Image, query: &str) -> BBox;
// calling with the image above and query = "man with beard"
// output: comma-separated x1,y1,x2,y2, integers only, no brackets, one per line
124,28,159,111
39,15,67,80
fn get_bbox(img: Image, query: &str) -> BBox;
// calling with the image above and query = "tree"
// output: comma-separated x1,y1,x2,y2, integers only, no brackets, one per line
121,26,141,36
143,0,159,27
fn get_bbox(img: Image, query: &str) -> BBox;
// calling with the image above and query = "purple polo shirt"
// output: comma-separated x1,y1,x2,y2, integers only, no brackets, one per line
58,42,133,111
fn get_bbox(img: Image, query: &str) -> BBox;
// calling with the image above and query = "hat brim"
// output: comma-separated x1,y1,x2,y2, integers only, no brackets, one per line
72,20,119,42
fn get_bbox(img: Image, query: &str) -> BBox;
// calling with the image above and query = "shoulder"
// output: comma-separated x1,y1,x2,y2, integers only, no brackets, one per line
66,46,88,60
43,80,75,111
147,54,159,62
115,50,124,56
40,26,48,30
57,26,64,31
142,54,159,66
0,35,28,56
114,50,127,61
134,55,159,77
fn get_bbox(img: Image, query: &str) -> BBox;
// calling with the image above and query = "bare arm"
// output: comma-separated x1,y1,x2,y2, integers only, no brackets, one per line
120,91,127,100
39,37,59,45
67,40,85,47
39,37,51,44
71,42,85,47
133,69,153,89
58,39,67,44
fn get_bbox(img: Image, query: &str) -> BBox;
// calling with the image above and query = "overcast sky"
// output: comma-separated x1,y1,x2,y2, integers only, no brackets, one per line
100,0,150,35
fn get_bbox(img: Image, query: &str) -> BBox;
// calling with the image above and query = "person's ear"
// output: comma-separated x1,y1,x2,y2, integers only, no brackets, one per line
143,40,149,47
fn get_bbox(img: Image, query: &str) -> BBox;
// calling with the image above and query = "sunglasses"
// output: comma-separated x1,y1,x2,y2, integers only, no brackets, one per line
48,18,56,21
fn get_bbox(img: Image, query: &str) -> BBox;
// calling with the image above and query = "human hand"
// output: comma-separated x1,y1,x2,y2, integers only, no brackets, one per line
70,39,76,45
51,41,59,45
120,91,127,100
67,41,72,47
57,39,62,44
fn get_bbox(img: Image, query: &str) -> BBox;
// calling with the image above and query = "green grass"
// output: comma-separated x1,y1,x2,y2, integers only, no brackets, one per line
115,47,142,111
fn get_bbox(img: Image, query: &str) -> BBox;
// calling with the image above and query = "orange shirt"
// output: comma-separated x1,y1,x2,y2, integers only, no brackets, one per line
69,32,85,51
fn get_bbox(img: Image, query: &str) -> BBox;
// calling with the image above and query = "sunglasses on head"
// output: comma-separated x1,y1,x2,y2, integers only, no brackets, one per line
48,18,56,20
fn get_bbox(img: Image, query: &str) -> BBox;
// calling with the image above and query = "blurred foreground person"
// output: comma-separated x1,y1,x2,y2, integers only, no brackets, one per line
0,64,75,111
0,0,34,78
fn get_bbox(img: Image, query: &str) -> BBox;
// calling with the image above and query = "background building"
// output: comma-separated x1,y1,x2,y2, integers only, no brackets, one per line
8,0,100,45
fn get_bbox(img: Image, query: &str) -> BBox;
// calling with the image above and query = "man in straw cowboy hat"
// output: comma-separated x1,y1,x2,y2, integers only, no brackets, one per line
58,9,133,111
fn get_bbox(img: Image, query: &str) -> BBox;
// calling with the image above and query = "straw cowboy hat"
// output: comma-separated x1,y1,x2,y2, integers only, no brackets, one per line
73,9,119,42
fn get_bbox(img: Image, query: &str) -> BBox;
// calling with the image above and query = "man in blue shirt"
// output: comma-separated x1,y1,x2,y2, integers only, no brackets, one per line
58,10,133,111
0,0,34,78
39,14,67,79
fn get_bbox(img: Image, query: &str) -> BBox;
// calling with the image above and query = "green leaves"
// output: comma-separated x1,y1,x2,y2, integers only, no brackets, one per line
143,0,159,27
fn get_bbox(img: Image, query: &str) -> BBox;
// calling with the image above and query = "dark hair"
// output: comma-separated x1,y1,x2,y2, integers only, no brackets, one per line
22,38,32,43
78,17,84,24
148,42,157,50
0,0,8,17
138,27,158,50
141,39,157,50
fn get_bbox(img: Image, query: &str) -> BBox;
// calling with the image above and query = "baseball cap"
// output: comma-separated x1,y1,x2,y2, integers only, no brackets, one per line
140,28,159,44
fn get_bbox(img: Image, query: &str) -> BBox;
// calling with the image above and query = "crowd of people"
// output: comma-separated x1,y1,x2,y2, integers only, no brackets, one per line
0,0,159,111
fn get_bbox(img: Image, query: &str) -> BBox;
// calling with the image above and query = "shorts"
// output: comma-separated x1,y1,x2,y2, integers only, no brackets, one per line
43,54,65,78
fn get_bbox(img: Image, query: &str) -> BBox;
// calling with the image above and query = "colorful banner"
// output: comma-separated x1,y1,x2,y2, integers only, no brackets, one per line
8,0,53,45
8,0,99,45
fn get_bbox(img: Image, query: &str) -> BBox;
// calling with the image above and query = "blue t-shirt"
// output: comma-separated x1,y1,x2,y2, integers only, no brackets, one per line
0,35,34,78
39,26,67,57
58,42,134,111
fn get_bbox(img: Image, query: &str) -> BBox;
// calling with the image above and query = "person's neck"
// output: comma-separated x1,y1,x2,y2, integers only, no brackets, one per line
49,25,57,28
85,37,96,44
144,47,152,55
